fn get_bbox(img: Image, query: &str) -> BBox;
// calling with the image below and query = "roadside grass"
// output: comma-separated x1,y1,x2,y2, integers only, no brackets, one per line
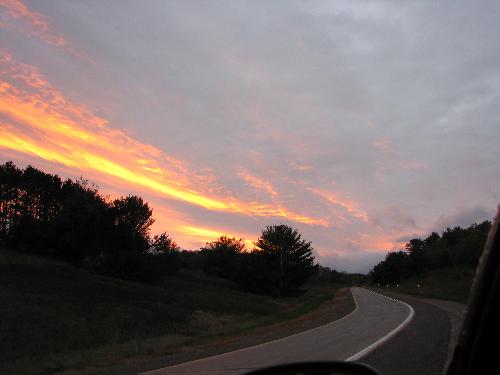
376,264,477,303
0,249,341,375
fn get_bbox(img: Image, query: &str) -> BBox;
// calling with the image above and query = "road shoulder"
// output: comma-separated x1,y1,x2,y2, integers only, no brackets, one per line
59,287,355,375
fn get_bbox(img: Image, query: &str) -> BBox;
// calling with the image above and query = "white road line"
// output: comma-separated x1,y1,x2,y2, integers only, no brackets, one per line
346,289,415,362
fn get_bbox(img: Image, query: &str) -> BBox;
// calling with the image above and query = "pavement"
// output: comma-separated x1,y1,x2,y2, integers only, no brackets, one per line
362,291,465,375
142,288,415,375
413,296,466,364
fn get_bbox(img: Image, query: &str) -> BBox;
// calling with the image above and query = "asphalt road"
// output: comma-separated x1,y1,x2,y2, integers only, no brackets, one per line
142,288,414,375
362,291,457,375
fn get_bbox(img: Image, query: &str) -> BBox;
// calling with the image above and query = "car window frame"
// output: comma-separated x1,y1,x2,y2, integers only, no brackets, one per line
446,207,500,374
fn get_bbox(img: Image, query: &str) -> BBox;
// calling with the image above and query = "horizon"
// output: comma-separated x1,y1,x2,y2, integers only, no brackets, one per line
1,1,499,273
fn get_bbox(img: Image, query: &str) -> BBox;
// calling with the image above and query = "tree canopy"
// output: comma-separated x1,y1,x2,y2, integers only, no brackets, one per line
254,224,316,293
370,221,491,285
0,161,179,283
200,236,245,278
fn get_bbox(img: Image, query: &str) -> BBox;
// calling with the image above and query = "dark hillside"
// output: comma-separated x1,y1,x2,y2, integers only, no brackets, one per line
0,249,342,375
376,264,476,303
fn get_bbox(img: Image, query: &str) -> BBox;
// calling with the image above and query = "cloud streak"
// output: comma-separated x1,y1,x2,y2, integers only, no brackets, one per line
0,51,327,225
0,0,89,60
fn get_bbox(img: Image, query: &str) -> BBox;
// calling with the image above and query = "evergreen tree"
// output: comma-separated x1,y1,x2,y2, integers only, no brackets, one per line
254,224,316,293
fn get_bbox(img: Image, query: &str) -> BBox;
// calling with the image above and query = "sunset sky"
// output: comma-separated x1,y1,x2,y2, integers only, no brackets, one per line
1,1,499,272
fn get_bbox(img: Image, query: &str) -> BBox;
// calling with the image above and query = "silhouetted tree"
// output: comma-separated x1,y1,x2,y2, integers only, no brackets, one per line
310,265,364,286
149,232,179,254
405,238,425,274
201,236,245,278
51,178,112,263
1,161,25,243
370,251,409,284
0,161,180,284
254,224,316,293
111,195,154,239
424,232,441,246
145,232,181,278
370,221,491,285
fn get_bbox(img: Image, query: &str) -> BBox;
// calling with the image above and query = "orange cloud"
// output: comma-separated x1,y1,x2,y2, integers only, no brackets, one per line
0,51,327,226
143,204,255,250
238,170,278,197
351,232,405,252
289,161,314,172
178,225,255,249
0,0,89,60
309,187,369,223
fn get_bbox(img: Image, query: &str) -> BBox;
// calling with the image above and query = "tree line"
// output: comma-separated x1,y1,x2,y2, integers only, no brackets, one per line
0,161,316,295
369,221,491,284
195,225,316,295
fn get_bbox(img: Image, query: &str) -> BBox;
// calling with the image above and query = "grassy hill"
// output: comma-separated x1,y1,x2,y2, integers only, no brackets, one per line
378,264,477,303
0,249,346,375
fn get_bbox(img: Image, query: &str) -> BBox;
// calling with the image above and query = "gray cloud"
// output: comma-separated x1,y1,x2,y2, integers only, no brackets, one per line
433,205,496,233
319,250,387,274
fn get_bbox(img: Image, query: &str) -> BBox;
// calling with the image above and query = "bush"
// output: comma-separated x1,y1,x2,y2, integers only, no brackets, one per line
200,236,245,279
233,252,278,295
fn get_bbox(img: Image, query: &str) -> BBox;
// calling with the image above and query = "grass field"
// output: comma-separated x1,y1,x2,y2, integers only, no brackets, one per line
0,249,344,375
377,264,477,303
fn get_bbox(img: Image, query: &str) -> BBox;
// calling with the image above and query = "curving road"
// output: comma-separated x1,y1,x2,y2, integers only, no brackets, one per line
142,288,414,375
361,290,460,375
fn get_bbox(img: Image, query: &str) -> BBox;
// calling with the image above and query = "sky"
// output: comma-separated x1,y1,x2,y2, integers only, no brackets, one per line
1,0,499,273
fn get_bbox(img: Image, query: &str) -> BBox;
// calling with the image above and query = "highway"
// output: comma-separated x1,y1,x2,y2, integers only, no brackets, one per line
362,291,461,375
142,288,415,375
